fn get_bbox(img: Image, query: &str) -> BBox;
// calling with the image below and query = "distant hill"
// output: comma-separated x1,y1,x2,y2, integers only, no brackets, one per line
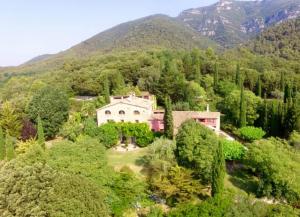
178,0,300,47
23,54,53,65
62,14,219,58
247,18,300,60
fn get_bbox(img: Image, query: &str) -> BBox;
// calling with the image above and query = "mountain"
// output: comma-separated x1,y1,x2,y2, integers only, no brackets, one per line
247,18,300,60
62,14,219,58
178,0,300,47
23,54,53,65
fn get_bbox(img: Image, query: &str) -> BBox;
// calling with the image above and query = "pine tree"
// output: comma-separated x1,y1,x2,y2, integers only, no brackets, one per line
5,133,15,160
37,116,45,149
256,75,262,97
164,96,174,140
235,63,241,87
103,76,110,104
211,142,225,197
213,62,219,91
0,127,5,160
239,85,247,127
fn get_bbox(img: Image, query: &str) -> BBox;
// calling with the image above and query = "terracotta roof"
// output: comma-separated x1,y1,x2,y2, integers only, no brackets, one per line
150,110,220,127
172,111,220,130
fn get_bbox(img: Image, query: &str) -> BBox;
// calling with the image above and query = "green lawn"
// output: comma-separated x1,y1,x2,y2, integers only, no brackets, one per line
107,147,149,178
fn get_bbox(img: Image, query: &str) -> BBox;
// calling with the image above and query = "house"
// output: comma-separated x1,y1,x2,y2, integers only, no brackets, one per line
96,93,221,135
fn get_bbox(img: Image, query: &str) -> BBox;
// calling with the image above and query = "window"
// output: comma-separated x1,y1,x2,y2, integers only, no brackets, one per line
121,120,125,123
135,120,139,123
134,110,140,115
107,119,114,123
119,110,125,115
105,110,111,115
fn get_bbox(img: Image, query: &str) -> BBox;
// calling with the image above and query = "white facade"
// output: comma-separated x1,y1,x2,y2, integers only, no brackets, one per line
96,94,154,126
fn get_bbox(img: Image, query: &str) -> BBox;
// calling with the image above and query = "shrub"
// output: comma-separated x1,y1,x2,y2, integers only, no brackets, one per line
289,131,300,149
221,140,246,161
239,126,266,142
59,112,83,141
98,123,119,148
15,139,38,155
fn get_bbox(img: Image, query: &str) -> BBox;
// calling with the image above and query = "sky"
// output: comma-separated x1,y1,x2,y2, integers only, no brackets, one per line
0,0,219,66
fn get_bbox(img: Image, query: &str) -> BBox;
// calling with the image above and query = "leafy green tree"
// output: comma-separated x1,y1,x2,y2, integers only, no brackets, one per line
5,133,15,160
0,158,110,216
0,127,5,160
0,101,22,138
27,87,69,139
151,166,204,206
176,120,218,183
222,89,262,126
164,96,174,139
211,142,225,197
37,116,45,149
182,53,193,80
239,86,247,127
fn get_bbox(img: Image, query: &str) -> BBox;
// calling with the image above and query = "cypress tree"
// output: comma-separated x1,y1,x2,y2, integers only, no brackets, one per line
5,133,15,160
239,85,247,127
213,62,219,91
256,75,262,97
0,127,5,160
263,93,269,133
211,142,225,197
164,96,174,140
284,84,291,104
183,53,193,80
235,63,241,87
280,71,285,92
284,100,298,137
37,116,45,149
103,76,110,104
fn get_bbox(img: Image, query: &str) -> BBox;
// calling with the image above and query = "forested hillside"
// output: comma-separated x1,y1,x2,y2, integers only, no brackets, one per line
0,8,300,217
248,18,300,60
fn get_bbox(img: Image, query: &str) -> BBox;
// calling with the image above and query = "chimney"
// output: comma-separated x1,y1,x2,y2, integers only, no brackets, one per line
206,104,210,112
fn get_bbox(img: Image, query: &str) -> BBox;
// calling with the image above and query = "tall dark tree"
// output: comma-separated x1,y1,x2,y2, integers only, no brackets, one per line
0,127,5,160
211,142,225,197
182,53,193,80
5,133,15,160
191,49,201,83
263,93,269,133
280,71,285,92
102,75,110,104
284,84,292,104
239,85,247,127
213,62,219,91
284,100,298,137
235,63,241,87
37,116,45,149
256,75,262,97
164,96,174,140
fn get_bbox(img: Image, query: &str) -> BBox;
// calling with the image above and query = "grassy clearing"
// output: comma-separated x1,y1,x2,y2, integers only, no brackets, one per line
107,147,149,178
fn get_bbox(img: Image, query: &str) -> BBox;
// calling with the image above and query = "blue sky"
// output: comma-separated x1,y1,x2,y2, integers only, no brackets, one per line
0,0,218,66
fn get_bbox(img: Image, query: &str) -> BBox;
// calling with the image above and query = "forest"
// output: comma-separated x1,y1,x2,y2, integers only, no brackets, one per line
0,18,300,217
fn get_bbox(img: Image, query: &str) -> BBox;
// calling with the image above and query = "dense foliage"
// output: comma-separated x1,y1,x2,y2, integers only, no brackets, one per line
239,127,266,142
221,140,245,161
246,138,300,206
176,120,218,184
27,87,69,138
